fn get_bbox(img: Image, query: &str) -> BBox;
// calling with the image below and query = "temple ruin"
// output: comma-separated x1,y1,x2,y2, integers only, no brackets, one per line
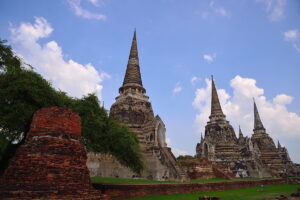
195,77,299,178
87,31,187,181
0,107,104,199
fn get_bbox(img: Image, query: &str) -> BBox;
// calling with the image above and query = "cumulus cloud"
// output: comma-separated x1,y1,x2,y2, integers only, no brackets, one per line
210,1,231,18
10,17,109,99
203,53,216,63
192,75,300,141
66,0,106,21
257,0,287,21
191,76,201,86
173,82,182,95
273,94,293,105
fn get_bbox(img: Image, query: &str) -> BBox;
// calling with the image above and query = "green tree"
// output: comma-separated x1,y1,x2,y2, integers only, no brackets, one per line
71,94,143,173
0,39,143,174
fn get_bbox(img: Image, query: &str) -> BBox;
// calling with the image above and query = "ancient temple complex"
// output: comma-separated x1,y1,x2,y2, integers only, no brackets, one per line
195,77,298,178
87,31,186,181
86,32,298,180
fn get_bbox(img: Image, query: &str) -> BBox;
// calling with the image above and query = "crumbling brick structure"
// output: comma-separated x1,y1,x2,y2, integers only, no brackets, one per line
0,107,105,199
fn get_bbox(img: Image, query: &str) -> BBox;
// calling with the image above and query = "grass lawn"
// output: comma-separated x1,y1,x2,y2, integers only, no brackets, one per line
127,184,300,200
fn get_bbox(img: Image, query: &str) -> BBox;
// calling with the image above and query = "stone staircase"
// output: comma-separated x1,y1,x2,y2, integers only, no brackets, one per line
161,147,188,182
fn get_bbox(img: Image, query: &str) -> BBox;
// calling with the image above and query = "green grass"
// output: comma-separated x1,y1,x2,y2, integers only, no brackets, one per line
128,184,300,200
190,177,276,183
91,177,177,184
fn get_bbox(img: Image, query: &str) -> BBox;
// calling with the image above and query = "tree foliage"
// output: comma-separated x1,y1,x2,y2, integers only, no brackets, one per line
0,39,143,174
177,155,195,160
71,94,143,173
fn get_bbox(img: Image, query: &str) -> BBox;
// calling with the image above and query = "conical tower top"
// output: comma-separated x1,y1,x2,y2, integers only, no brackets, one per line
253,99,265,132
119,30,146,94
239,125,243,138
209,76,226,121
278,140,282,149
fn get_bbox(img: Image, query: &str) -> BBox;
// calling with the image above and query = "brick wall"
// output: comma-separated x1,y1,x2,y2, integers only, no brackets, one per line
0,107,104,200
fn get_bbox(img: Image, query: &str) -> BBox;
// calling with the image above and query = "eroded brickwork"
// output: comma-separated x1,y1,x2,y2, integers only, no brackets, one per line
0,107,105,199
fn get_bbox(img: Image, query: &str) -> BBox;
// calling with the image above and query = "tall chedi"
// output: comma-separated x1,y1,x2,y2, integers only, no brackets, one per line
107,31,186,181
196,77,240,168
250,100,288,177
110,30,152,127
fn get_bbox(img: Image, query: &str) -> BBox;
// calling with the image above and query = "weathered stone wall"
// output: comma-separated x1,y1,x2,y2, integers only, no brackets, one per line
0,107,105,200
87,152,137,178
87,147,187,181
106,93,186,181
93,178,293,200
179,158,234,179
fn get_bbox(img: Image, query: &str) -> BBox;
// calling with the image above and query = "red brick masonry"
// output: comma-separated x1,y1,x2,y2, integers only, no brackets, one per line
93,178,297,200
0,107,104,199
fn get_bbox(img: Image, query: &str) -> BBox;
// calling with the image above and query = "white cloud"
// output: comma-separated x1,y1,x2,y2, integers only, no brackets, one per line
173,82,182,95
210,1,231,18
203,53,216,63
191,76,201,86
10,17,109,99
258,0,287,21
195,2,230,20
66,0,106,21
193,75,300,138
284,30,300,52
172,148,189,157
86,0,103,7
273,94,293,105
284,30,299,42
193,75,300,161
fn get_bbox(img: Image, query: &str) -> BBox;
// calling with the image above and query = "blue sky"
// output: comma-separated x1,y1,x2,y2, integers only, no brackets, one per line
1,0,300,162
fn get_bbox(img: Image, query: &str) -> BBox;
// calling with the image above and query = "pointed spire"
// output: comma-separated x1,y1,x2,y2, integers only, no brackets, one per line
201,132,203,141
239,125,243,138
122,30,143,87
278,140,282,149
209,76,225,120
253,99,265,132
